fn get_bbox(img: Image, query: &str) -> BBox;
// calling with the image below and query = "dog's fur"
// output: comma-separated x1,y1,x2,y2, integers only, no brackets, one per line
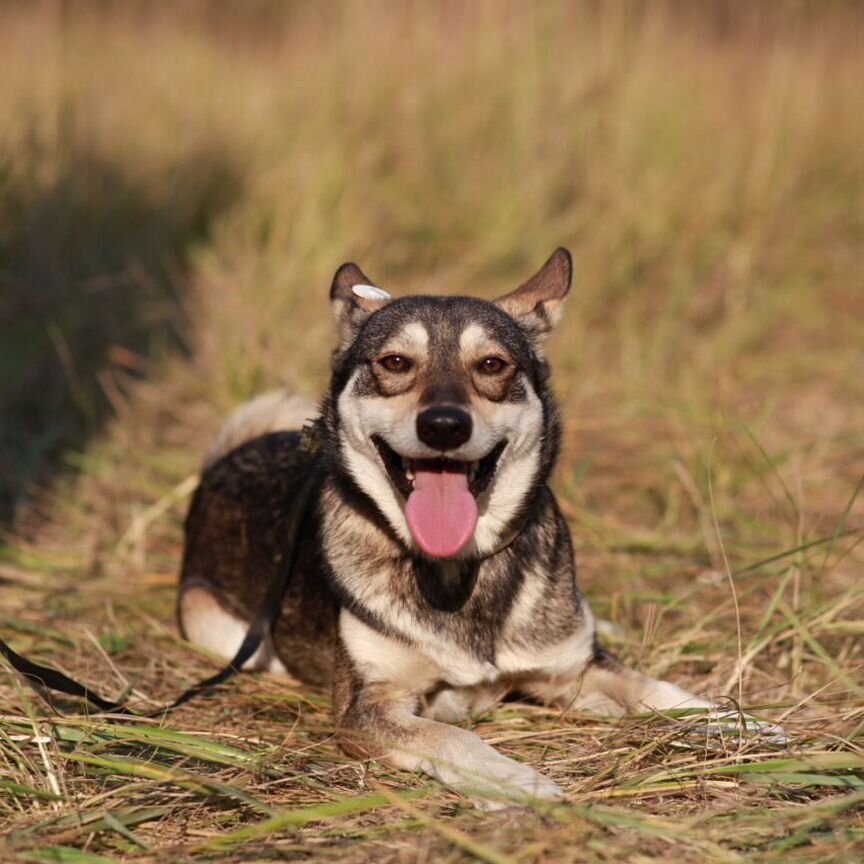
178,249,714,803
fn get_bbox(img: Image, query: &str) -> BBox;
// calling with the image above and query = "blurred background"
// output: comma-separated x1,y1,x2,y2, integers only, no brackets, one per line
1,5,864,855
1,0,862,554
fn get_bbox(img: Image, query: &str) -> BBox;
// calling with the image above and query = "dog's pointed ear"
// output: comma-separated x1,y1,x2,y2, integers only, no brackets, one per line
330,262,391,349
494,248,572,339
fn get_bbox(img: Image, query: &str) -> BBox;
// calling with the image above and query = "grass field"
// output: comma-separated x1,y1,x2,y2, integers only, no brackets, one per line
1,2,863,861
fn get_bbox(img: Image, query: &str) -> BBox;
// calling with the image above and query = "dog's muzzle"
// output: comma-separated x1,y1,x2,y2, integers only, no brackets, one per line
371,430,507,560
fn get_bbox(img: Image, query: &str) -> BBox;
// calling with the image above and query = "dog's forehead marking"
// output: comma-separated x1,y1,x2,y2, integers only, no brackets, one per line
459,322,504,357
383,321,429,355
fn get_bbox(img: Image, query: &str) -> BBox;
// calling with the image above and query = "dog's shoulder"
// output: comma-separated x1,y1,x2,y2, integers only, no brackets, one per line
184,428,325,575
194,424,324,504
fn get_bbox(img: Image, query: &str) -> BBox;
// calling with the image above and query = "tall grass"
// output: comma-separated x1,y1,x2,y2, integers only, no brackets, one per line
1,2,863,861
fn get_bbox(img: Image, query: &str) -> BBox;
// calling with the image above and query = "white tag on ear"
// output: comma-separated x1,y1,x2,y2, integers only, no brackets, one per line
352,284,391,302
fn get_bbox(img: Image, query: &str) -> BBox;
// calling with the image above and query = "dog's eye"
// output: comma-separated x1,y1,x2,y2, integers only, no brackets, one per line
378,354,413,373
477,356,508,375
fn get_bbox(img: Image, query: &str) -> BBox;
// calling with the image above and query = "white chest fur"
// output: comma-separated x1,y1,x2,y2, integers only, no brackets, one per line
339,597,596,693
340,610,499,690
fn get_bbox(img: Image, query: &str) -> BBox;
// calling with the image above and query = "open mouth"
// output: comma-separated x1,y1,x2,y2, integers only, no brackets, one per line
371,436,507,559
372,436,506,500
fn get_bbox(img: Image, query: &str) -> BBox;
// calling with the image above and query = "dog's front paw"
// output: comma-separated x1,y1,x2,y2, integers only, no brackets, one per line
417,734,563,808
486,757,563,803
460,756,564,811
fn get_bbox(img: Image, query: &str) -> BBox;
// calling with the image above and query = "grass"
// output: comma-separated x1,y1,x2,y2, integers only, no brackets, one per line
1,1,863,860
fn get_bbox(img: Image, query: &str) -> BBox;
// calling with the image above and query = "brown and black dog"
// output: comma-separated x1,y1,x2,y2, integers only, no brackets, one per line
179,250,730,804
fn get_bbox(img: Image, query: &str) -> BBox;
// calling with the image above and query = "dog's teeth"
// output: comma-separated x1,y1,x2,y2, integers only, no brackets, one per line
405,466,415,482
468,461,479,481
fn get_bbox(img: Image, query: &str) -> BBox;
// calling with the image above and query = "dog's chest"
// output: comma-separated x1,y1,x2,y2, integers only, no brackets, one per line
340,585,593,692
340,606,499,690
333,526,590,688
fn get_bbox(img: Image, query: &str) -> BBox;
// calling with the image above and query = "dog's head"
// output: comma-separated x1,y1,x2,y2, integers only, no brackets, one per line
325,248,571,560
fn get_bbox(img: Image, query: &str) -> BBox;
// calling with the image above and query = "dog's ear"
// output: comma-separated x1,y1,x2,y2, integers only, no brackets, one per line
494,248,572,339
330,262,391,349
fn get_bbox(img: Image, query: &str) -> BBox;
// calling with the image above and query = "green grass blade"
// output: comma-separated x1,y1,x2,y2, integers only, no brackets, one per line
196,792,413,850
61,752,270,813
17,848,121,864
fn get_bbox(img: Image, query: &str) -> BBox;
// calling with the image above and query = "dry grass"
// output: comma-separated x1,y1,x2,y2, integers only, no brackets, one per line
1,2,863,861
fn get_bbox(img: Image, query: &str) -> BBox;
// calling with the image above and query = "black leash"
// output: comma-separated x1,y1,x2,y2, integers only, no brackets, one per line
0,465,320,718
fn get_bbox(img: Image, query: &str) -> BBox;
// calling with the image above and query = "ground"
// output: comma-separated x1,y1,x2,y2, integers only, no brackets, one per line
1,3,863,862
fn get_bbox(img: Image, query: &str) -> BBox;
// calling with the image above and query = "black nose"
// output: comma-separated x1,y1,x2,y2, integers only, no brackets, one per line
416,406,472,451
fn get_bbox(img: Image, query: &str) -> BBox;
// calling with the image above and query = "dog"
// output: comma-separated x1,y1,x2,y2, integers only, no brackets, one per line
177,248,718,804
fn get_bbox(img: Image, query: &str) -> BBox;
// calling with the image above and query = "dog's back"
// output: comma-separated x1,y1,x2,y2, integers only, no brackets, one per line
179,394,338,685
204,390,317,469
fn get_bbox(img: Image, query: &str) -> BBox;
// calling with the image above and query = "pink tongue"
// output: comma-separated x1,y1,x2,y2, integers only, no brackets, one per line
405,468,478,558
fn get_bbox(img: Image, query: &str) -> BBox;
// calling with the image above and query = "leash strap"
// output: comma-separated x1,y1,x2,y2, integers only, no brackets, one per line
0,636,127,713
0,465,320,718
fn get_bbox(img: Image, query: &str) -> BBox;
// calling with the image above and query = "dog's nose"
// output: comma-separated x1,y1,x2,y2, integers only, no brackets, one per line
416,406,472,451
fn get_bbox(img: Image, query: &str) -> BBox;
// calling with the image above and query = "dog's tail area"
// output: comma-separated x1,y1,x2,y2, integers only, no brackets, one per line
204,390,318,469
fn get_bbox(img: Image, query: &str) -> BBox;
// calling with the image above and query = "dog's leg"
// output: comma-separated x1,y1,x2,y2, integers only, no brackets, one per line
333,648,561,806
526,648,713,715
525,646,787,742
178,584,287,675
